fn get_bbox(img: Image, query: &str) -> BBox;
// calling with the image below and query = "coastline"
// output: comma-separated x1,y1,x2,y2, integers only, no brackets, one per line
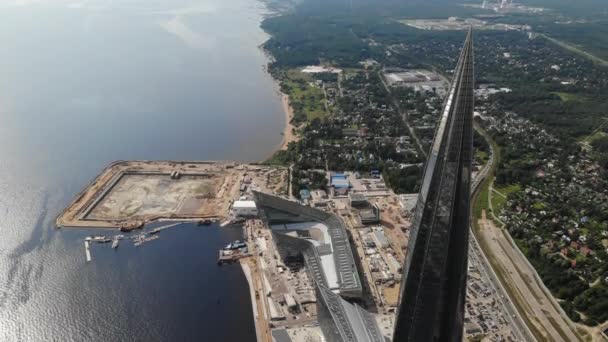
256,1,299,162
241,262,262,342
279,92,298,151
260,88,300,163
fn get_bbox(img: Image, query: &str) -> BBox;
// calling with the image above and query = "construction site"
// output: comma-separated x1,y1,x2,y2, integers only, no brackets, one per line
234,169,525,342
56,160,288,229
58,161,525,341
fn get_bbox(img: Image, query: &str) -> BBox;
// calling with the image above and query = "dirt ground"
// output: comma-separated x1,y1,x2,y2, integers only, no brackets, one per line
56,161,287,229
87,174,222,220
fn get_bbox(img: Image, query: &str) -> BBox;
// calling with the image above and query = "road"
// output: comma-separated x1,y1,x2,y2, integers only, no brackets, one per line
288,163,294,199
378,70,427,157
469,135,535,342
242,220,272,342
539,34,608,68
469,233,532,341
478,214,579,341
473,127,590,341
377,73,533,340
242,258,272,342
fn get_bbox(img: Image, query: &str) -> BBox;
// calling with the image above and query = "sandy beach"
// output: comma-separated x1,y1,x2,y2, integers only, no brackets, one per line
279,92,298,150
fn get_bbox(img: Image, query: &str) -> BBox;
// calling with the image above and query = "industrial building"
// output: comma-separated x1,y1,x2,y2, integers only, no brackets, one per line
231,200,258,217
330,173,350,196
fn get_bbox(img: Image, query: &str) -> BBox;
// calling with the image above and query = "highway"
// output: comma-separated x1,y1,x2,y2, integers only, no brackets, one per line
469,134,536,342
539,33,608,68
382,69,533,340
383,73,534,339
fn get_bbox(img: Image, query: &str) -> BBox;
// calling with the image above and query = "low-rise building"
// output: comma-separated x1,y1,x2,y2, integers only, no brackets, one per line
360,204,381,224
231,200,258,217
330,173,351,196
349,193,368,208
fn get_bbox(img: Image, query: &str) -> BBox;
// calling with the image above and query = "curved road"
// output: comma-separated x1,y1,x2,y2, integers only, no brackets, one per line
470,136,536,342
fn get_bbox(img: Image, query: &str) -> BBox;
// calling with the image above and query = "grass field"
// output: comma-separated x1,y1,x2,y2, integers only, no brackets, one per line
473,125,501,225
282,69,327,122
474,181,490,220
475,149,489,164
491,183,521,214
586,131,608,144
553,92,589,103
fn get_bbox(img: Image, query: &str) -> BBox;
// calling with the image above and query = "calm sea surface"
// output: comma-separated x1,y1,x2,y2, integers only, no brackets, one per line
0,0,283,340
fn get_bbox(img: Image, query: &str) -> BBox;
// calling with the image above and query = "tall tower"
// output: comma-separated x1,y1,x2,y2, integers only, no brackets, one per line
393,29,474,342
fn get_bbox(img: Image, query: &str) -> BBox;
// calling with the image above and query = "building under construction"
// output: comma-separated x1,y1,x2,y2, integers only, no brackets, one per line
254,191,389,341
253,191,362,298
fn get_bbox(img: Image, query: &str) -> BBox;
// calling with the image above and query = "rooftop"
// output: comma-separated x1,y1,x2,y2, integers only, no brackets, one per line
233,200,257,208
253,191,362,297
316,282,384,342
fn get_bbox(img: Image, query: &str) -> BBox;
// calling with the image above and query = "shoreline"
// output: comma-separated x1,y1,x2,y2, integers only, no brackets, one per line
260,88,300,163
279,92,298,151
241,262,262,342
55,161,287,229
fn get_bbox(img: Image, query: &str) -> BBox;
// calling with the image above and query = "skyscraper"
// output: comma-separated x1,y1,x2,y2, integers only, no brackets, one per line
393,29,475,341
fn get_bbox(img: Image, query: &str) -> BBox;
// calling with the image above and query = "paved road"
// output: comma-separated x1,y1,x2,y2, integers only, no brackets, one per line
468,235,532,342
378,70,427,157
479,215,579,342
539,34,608,67
381,72,532,340
469,136,535,342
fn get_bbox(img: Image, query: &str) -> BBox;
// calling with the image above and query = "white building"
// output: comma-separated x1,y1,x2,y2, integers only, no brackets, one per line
231,200,258,217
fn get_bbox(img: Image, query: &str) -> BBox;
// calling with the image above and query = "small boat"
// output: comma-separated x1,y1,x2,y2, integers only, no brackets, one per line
144,235,159,242
224,240,247,251
150,228,161,234
133,234,145,247
111,238,119,249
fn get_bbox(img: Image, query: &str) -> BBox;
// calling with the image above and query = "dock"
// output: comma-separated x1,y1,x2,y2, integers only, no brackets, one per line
149,222,181,233
83,223,183,263
218,250,251,265
84,238,91,262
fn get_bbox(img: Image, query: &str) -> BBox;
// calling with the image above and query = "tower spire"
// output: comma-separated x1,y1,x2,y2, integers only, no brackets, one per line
393,30,475,342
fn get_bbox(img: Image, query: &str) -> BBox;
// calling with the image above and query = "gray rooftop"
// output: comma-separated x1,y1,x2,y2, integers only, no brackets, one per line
254,191,362,297
316,282,384,342
271,328,292,342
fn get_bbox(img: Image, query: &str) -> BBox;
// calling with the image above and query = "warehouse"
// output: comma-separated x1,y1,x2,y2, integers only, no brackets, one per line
231,200,258,217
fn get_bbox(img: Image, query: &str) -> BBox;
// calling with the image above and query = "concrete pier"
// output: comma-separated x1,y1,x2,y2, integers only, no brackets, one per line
217,250,250,264
84,238,92,262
